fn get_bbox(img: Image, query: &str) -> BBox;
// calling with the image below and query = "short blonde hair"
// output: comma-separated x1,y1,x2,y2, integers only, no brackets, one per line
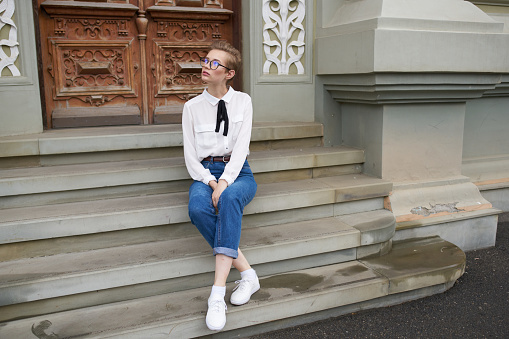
208,40,241,73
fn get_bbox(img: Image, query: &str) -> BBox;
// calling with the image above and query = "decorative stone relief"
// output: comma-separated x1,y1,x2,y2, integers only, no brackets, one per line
0,0,20,76
262,0,305,75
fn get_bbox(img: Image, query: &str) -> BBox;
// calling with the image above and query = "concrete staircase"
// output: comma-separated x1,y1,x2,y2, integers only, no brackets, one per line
0,123,465,338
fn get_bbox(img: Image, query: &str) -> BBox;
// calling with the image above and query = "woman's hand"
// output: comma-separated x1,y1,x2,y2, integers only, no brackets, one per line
212,179,228,208
209,180,218,190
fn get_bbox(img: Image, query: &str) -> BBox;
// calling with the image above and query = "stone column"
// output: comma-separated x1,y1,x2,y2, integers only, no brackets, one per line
315,0,509,250
462,1,509,212
0,0,43,137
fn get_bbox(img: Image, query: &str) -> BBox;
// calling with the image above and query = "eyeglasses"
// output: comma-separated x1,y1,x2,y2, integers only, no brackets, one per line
200,58,231,71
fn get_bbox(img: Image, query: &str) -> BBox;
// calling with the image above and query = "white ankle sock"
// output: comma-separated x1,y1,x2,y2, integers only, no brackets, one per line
240,268,257,281
210,285,226,299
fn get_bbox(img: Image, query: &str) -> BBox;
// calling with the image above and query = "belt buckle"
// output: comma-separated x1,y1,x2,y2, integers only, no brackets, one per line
222,156,229,163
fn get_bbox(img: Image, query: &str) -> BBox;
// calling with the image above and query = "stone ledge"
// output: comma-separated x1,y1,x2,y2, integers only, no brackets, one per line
0,122,323,158
322,73,502,104
0,146,363,197
0,174,392,244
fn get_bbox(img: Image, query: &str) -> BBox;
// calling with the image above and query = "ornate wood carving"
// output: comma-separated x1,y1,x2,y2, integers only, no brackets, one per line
204,0,223,8
147,1,234,124
156,22,222,41
51,18,131,38
155,0,224,7
136,9,150,124
155,43,207,96
156,0,177,5
37,0,238,128
49,40,136,99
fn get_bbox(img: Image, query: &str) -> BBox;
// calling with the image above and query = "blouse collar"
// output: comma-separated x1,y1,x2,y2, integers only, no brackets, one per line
203,86,235,106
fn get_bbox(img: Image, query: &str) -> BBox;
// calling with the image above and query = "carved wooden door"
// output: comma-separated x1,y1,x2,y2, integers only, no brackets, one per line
37,0,238,129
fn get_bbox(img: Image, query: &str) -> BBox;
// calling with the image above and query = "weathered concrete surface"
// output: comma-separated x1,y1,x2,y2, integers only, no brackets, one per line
361,237,465,294
394,213,499,251
0,173,391,244
248,213,509,339
0,262,388,338
0,213,393,306
387,177,500,251
339,209,395,245
0,236,465,338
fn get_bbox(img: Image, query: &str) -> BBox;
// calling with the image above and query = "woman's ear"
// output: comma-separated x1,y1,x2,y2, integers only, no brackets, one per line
226,69,235,80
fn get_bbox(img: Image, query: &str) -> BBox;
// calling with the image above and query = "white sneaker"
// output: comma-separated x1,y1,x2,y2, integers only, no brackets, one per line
206,297,227,331
230,278,260,306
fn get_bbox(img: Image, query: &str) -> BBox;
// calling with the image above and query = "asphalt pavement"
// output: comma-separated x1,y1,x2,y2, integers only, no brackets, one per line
249,213,509,339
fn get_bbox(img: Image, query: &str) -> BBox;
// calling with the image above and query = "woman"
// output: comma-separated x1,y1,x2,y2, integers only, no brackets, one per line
182,41,259,331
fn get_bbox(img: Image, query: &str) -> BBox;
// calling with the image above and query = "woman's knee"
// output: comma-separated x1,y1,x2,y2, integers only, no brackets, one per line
188,202,200,219
223,182,256,206
188,196,211,218
218,188,242,207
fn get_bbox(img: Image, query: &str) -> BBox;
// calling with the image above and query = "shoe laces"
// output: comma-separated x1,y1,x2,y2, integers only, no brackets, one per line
233,279,252,292
209,299,227,313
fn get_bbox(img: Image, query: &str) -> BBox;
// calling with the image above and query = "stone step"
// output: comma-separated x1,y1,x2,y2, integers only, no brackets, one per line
0,174,392,244
0,236,465,338
0,209,395,308
0,146,363,199
0,198,387,263
0,122,323,166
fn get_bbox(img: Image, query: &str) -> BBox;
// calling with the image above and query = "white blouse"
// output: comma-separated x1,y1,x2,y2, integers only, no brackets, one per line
182,87,253,186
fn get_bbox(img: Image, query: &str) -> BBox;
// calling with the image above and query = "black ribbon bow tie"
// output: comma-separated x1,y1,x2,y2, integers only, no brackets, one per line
215,99,229,136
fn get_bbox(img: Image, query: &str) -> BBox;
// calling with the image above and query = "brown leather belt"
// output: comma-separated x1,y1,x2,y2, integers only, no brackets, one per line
202,155,231,163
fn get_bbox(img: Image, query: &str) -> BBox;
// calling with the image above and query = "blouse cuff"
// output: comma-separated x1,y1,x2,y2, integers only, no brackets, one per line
219,174,234,186
202,174,217,186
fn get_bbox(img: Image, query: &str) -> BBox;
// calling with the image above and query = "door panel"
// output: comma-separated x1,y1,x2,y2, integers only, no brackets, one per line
37,0,238,129
147,1,234,124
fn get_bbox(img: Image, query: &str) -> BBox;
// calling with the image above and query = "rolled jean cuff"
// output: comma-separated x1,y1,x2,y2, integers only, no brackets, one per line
213,247,238,259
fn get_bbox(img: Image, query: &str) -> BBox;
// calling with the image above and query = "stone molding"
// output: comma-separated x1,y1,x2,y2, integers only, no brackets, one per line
322,73,502,105
469,0,509,6
483,74,509,96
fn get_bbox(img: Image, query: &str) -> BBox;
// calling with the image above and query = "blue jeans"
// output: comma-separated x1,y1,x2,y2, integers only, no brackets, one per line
188,160,257,259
